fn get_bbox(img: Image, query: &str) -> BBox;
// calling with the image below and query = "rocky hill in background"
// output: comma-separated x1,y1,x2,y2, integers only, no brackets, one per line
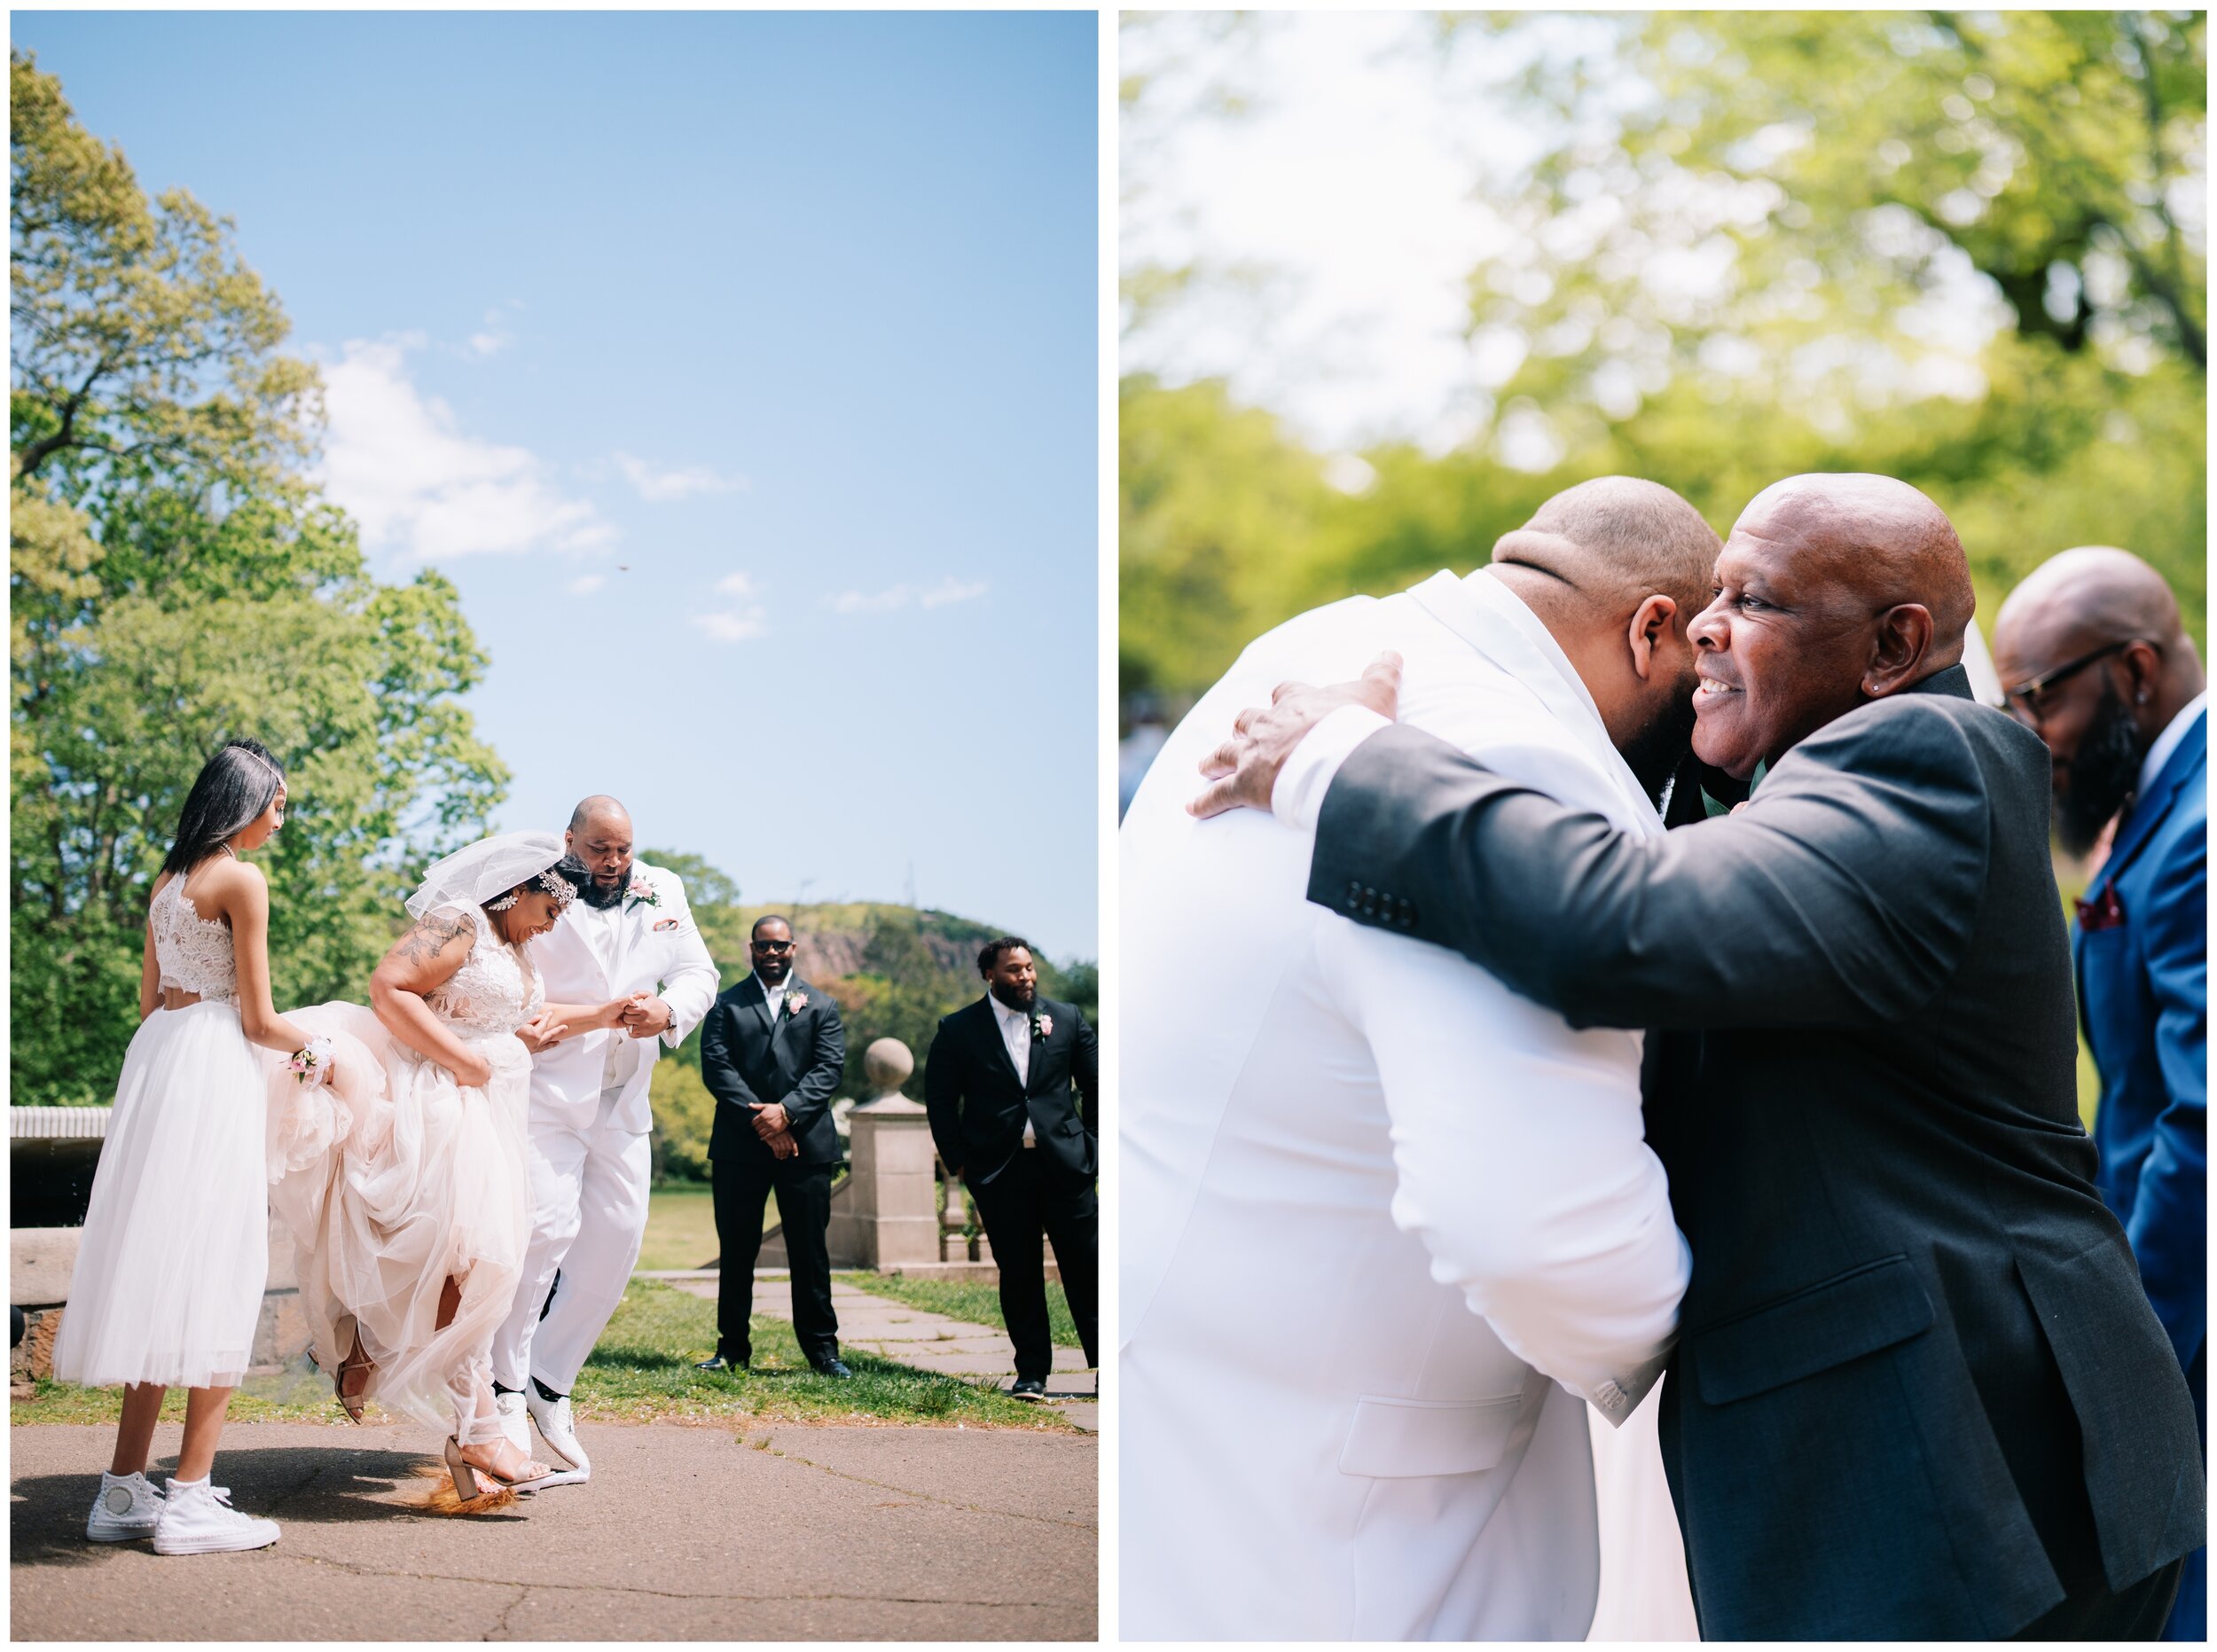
642,852,1096,1181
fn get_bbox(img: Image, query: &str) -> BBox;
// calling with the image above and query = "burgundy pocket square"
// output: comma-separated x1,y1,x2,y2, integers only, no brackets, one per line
2075,885,2127,931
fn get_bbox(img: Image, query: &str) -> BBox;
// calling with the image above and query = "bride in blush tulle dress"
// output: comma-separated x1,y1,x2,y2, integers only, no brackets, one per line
267,831,638,1499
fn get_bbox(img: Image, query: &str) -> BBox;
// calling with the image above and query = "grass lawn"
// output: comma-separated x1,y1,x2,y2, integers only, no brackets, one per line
634,1181,841,1271
846,1272,1083,1351
636,1183,720,1271
12,1281,1073,1431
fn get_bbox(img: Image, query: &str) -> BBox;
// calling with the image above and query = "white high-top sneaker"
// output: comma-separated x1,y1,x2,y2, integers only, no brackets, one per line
526,1390,591,1485
493,1390,531,1456
85,1469,164,1542
151,1476,279,1555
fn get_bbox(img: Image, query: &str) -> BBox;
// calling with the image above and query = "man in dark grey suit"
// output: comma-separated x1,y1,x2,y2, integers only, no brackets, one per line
696,915,850,1378
1192,474,2204,1640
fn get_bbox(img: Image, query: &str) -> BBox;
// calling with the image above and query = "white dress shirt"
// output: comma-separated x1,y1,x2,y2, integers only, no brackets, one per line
989,990,1036,1144
760,972,791,1023
1119,568,1693,1640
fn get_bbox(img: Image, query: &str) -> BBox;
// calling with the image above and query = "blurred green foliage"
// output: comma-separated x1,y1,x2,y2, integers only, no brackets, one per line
11,52,506,1103
1121,11,2205,712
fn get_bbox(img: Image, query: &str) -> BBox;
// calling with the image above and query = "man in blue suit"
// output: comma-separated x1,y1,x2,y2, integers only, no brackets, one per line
1998,545,2207,1640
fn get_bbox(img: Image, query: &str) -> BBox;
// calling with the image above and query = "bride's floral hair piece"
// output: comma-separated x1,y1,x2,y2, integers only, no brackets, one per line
487,861,585,914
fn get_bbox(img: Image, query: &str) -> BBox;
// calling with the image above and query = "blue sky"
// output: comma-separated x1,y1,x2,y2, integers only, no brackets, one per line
18,10,1100,958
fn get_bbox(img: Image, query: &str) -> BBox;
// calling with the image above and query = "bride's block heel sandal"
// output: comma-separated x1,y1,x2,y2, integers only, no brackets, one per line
443,1436,552,1499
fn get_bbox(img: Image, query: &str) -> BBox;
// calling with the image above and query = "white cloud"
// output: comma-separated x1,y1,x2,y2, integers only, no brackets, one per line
568,575,607,596
465,305,515,359
831,576,990,615
714,571,758,599
317,336,615,561
920,577,989,608
615,451,750,503
693,608,768,644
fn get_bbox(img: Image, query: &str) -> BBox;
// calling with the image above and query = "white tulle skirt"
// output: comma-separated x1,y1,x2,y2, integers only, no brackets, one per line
264,1003,532,1443
51,1001,270,1390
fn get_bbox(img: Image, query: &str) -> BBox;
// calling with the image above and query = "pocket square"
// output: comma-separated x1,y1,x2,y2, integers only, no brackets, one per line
2075,884,2127,931
654,917,680,932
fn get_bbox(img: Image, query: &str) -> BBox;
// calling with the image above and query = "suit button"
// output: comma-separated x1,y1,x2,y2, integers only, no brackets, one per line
1595,1380,1626,1412
1347,880,1362,903
1363,886,1376,903
1398,898,1414,927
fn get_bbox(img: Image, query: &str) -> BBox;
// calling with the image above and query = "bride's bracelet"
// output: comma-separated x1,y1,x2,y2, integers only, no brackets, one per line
286,1037,335,1085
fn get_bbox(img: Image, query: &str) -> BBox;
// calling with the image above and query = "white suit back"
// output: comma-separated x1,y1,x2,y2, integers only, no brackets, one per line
1118,571,1690,1640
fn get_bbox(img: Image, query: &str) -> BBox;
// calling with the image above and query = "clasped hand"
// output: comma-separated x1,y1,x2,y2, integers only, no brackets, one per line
514,1009,572,1054
751,1101,799,1158
618,993,673,1039
1188,650,1405,819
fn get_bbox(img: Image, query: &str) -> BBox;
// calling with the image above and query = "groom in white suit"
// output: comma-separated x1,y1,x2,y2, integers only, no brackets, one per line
492,795,719,1482
1120,479,1716,1640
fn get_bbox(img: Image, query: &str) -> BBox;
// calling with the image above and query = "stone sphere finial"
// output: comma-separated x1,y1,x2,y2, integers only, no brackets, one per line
863,1037,913,1092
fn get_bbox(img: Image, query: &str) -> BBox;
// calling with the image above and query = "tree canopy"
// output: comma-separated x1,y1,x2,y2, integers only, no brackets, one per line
11,51,506,1102
1120,12,2205,714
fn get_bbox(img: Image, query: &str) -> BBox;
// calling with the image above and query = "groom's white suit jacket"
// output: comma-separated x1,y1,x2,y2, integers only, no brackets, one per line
1119,569,1692,1641
526,861,719,1135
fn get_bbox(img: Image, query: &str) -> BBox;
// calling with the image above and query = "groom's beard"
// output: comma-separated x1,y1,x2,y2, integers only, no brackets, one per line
576,873,627,911
1620,680,1702,807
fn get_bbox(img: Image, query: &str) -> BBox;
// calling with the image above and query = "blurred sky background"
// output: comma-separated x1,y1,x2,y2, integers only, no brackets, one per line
18,10,1100,958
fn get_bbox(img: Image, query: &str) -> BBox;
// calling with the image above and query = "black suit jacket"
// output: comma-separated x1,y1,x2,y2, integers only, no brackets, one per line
700,974,847,1167
923,994,1097,1184
1309,666,2205,1640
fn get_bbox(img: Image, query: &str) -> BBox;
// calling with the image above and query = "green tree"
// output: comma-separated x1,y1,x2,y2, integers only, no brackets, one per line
648,1059,718,1184
1119,12,2205,709
11,53,506,1103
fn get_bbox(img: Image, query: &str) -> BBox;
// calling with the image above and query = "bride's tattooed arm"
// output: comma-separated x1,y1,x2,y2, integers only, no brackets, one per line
370,910,495,1087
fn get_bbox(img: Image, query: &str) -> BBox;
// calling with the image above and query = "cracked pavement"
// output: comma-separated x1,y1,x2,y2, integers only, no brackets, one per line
11,1420,1096,1640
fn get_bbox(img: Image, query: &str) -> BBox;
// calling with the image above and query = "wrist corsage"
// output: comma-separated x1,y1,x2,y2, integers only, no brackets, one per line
287,1037,334,1086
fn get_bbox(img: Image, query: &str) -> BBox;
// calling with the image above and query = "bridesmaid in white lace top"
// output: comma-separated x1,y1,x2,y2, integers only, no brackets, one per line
53,739,331,1555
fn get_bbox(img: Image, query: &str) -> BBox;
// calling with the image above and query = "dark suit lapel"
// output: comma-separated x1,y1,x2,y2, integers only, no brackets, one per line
2094,716,2205,901
1021,1000,1059,1097
771,976,812,1048
975,995,1024,1090
736,974,772,1038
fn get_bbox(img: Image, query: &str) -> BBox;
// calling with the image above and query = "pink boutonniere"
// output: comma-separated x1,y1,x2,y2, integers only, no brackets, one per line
787,992,808,1015
1031,1012,1053,1038
624,876,660,910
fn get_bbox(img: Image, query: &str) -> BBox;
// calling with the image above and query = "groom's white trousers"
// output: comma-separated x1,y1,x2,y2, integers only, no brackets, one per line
492,1095,652,1396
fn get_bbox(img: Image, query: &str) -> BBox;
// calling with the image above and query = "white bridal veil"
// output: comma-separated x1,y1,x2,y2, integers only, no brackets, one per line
404,830,568,919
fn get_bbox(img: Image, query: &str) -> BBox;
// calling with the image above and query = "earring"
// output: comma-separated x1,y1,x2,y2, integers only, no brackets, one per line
487,891,520,912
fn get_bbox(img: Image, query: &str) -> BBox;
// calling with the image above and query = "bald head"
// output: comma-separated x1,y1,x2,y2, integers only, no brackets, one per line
1735,474,1976,664
568,794,631,836
1995,545,2190,658
1991,546,2204,855
1689,474,1977,779
1490,475,1723,625
565,795,635,908
1482,476,1723,801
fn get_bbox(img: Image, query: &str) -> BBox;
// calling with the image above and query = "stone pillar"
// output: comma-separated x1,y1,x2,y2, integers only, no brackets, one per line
841,1039,941,1268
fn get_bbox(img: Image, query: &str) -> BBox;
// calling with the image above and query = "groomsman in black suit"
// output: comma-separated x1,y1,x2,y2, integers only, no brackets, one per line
925,937,1099,1399
696,915,851,1378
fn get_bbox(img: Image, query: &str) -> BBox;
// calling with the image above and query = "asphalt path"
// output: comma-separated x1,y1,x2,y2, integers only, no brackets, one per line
11,1419,1095,1640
